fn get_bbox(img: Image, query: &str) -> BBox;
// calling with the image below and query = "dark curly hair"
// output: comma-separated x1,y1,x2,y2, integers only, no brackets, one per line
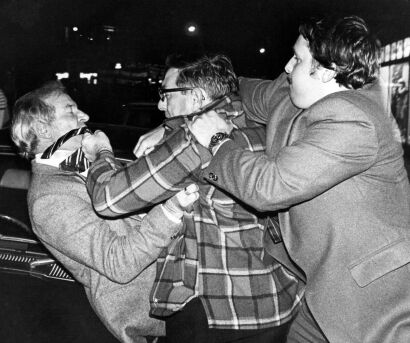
176,54,239,100
299,15,381,89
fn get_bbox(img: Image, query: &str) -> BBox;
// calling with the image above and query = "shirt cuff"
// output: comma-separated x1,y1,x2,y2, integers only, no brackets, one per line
96,149,114,159
211,138,231,155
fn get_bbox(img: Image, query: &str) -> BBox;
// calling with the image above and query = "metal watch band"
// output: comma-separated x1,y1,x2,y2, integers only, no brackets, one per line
208,132,232,152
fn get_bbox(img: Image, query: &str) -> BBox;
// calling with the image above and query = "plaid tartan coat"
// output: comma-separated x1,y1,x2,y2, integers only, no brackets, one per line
86,114,303,330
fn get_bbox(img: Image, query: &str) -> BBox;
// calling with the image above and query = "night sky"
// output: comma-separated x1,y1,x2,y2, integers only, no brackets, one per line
0,0,410,99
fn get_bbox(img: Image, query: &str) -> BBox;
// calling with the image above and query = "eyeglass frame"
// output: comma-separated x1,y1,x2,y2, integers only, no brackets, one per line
158,87,194,102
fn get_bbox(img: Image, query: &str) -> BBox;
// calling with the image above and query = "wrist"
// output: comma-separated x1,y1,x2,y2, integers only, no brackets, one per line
208,132,233,154
162,197,184,222
96,147,113,159
160,203,183,223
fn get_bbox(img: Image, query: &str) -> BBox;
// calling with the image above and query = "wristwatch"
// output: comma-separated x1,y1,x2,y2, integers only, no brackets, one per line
208,132,232,153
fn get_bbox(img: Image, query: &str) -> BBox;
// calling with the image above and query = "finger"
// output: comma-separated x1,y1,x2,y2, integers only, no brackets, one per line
187,121,193,131
81,147,91,159
184,184,199,194
134,144,150,158
143,146,155,156
187,118,200,132
133,145,145,158
133,139,142,155
81,133,92,144
133,144,140,157
187,191,199,203
176,191,199,207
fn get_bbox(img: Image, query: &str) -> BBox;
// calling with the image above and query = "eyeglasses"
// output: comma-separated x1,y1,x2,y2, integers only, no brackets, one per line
158,87,194,102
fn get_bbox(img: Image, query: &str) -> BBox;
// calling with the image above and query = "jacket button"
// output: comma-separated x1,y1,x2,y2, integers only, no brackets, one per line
209,172,218,181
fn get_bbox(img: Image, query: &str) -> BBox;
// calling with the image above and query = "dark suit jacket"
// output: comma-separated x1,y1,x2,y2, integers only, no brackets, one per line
204,73,410,343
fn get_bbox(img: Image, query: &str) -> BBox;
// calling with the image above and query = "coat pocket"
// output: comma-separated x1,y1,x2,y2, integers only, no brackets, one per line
349,239,410,287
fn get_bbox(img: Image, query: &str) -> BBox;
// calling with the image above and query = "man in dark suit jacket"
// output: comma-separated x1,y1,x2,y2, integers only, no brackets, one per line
189,15,410,342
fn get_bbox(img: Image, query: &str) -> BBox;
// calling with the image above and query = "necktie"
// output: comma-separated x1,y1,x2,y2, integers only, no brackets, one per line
41,127,92,173
59,147,90,173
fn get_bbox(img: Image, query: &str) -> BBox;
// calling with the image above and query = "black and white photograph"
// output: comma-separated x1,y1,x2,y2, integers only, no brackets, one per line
0,1,410,343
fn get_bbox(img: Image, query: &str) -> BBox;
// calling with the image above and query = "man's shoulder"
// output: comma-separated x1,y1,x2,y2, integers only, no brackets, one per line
239,72,288,87
309,86,381,118
157,123,193,148
29,162,85,201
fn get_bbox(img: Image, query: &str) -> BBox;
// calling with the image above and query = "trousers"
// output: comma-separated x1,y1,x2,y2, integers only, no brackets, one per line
162,297,292,343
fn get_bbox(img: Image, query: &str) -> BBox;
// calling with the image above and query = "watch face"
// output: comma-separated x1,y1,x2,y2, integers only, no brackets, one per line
211,134,221,144
209,132,230,150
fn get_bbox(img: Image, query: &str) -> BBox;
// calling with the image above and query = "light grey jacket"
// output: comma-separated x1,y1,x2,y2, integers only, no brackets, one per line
205,74,410,343
28,162,182,343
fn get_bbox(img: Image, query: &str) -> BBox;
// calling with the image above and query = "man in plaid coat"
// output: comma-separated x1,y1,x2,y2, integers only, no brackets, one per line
82,54,304,343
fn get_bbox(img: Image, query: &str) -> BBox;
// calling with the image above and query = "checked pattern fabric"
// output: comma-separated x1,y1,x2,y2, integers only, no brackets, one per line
86,115,304,330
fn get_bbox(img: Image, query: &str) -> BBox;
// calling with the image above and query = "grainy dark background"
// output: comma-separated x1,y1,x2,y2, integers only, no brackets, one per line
0,0,409,94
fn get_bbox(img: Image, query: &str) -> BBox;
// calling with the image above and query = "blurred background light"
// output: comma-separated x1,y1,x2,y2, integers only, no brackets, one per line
56,72,69,80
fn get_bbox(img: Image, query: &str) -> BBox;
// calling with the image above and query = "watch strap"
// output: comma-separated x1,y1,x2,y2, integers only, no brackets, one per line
208,132,233,152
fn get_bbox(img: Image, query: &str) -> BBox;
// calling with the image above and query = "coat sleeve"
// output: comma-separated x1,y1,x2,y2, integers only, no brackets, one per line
86,127,202,217
239,73,298,125
31,189,181,284
204,97,379,212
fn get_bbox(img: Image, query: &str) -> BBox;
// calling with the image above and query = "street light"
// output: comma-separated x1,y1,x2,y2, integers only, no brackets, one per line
185,23,198,36
185,22,203,53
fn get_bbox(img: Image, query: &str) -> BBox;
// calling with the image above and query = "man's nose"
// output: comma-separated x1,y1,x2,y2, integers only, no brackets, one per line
158,98,166,111
284,59,294,74
77,110,89,122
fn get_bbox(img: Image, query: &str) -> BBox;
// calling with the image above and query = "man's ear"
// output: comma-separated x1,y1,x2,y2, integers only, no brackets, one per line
321,65,337,83
34,122,52,139
191,88,206,109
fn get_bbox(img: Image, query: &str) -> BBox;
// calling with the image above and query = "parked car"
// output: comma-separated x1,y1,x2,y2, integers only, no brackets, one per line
0,122,148,343
120,102,164,128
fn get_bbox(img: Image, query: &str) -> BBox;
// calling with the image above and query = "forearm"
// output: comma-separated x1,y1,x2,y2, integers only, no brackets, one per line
87,128,202,217
206,112,378,212
239,73,298,124
32,193,181,283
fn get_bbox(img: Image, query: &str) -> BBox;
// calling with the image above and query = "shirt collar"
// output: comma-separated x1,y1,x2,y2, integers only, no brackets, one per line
35,149,89,177
36,150,74,167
